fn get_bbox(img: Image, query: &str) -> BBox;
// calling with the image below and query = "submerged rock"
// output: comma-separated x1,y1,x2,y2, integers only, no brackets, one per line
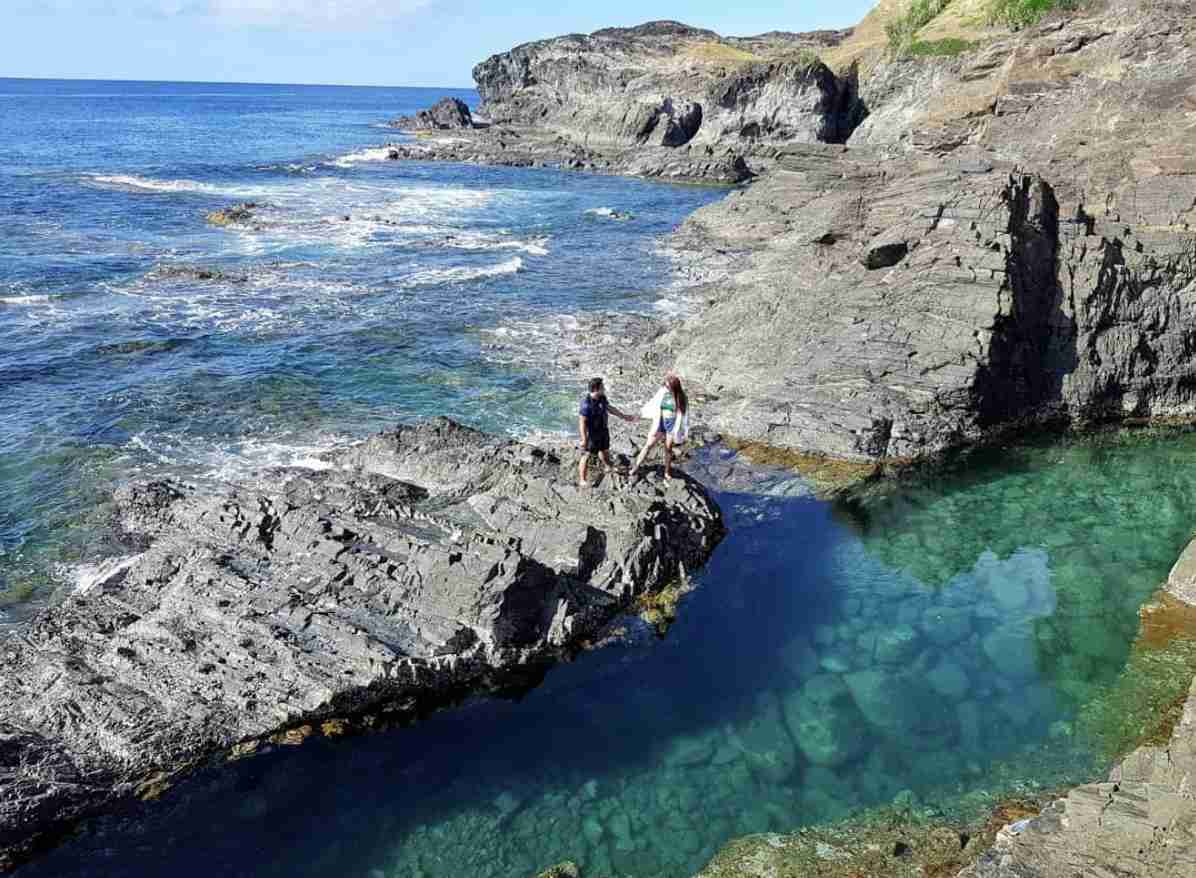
0,418,723,869
534,862,581,878
783,674,869,767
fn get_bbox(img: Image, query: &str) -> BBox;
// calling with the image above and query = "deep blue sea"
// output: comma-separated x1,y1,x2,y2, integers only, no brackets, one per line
0,78,723,620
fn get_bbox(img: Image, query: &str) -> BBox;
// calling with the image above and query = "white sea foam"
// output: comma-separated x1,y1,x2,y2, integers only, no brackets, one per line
403,256,523,287
85,174,221,194
442,231,549,256
331,146,395,167
127,432,344,485
0,294,52,305
69,554,144,595
585,207,633,221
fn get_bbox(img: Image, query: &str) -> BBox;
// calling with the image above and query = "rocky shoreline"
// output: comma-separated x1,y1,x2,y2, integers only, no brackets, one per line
5,1,1196,874
0,420,724,870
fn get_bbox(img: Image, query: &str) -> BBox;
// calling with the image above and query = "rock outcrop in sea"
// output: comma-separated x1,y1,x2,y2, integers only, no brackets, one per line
0,419,723,870
390,96,477,131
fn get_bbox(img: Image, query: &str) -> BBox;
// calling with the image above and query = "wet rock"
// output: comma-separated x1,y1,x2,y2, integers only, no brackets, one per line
581,815,604,845
782,674,869,767
926,659,971,701
1168,538,1196,606
961,675,1196,877
205,202,258,226
534,860,580,878
731,690,800,784
662,732,718,768
922,605,973,647
843,670,953,747
874,624,920,665
981,623,1039,680
0,418,724,869
391,96,475,131
778,635,818,681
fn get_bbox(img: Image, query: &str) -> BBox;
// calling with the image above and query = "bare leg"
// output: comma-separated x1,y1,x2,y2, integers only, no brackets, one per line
599,449,614,473
578,451,589,487
664,437,674,479
631,430,660,474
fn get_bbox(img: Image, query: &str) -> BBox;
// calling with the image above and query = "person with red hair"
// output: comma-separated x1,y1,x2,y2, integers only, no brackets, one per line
631,372,689,480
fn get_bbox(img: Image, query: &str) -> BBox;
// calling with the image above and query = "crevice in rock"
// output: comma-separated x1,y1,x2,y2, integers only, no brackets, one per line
974,174,1078,427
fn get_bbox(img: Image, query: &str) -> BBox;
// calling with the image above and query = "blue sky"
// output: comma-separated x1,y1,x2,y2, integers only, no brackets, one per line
2,1,877,87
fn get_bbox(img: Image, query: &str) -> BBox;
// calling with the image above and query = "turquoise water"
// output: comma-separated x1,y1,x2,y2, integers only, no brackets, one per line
25,429,1196,877
0,79,723,622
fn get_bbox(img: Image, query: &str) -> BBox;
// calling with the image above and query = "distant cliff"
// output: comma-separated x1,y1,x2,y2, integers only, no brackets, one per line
471,21,865,151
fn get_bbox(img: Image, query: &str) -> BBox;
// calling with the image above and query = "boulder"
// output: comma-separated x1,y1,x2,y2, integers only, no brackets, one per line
0,418,723,870
843,670,955,748
782,674,870,767
730,690,800,784
391,96,475,131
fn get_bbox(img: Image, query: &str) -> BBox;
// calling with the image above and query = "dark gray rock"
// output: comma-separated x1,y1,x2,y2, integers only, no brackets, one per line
598,143,1196,463
0,419,723,870
390,96,475,131
379,20,864,184
472,23,862,151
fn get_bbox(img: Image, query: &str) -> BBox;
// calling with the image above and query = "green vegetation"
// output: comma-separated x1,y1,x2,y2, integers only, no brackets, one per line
987,0,1083,28
885,0,953,52
906,37,978,57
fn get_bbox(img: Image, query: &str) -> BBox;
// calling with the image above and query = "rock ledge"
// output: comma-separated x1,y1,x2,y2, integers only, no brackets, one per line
0,419,724,870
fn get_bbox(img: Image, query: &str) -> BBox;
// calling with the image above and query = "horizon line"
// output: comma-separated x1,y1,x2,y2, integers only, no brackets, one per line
0,74,478,90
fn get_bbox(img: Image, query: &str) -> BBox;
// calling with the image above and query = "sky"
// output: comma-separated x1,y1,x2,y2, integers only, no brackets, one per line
1,1,878,87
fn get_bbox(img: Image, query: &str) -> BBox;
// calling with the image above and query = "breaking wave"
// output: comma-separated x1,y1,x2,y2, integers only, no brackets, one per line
402,256,524,287
84,174,222,194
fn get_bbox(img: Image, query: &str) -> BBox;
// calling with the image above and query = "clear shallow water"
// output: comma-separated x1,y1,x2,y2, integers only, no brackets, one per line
24,430,1196,878
0,78,724,620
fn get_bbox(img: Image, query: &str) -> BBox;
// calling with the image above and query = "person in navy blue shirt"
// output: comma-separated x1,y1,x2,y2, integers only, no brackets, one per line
578,377,635,487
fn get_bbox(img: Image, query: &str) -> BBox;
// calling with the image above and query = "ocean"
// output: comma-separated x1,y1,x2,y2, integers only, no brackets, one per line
0,78,723,623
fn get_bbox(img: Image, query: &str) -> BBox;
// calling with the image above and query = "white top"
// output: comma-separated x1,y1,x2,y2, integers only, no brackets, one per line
641,387,689,444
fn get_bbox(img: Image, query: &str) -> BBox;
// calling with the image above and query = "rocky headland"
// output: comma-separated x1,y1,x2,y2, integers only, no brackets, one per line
0,420,723,869
384,21,861,184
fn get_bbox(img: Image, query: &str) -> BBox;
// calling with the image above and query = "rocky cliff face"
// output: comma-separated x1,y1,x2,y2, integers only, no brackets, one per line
471,21,863,153
626,144,1196,462
0,420,723,870
586,0,1196,464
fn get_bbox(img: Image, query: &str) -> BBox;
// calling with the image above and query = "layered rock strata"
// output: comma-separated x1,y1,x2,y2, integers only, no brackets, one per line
583,0,1196,464
605,144,1196,462
0,419,724,870
384,21,864,183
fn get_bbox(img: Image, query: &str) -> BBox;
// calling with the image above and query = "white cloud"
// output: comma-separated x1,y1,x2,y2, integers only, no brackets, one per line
24,0,432,26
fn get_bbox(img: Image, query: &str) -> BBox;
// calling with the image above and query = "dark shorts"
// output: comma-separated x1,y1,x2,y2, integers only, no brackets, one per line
584,431,610,453
658,418,676,436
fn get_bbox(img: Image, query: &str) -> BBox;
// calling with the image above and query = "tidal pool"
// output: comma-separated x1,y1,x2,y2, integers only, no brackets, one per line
24,429,1196,878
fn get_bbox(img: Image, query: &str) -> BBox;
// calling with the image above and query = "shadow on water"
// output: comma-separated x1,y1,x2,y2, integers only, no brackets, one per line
22,429,1196,878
